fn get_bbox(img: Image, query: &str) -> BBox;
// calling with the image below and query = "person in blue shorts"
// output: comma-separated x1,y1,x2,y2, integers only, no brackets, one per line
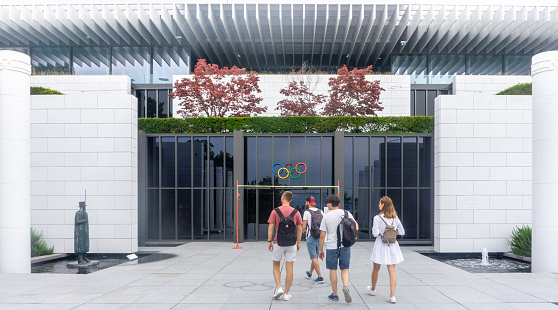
302,196,324,283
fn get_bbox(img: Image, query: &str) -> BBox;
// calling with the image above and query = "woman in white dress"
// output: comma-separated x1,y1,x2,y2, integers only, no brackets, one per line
367,196,405,304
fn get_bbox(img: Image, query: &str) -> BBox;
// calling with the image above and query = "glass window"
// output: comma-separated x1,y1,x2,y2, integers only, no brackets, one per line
391,54,427,75
112,46,150,75
147,137,159,187
290,137,305,186
161,189,175,239
505,56,531,75
193,189,206,239
73,47,110,75
387,189,401,218
403,137,417,187
415,90,426,116
354,188,369,240
322,137,333,185
354,137,369,188
209,189,225,240
136,90,145,118
305,137,321,186
429,54,465,75
419,189,432,240
343,189,353,213
371,137,385,188
259,189,275,240
387,137,401,187
468,55,503,75
225,136,234,187
258,137,273,185
245,137,257,186
244,188,256,239
402,189,417,239
147,189,159,239
193,137,208,187
274,137,289,186
158,90,169,118
411,91,415,116
177,189,192,239
344,137,353,187
31,47,70,74
210,137,225,188
427,90,437,116
177,137,192,187
419,137,433,187
152,46,190,75
147,90,157,118
225,189,234,240
161,137,175,188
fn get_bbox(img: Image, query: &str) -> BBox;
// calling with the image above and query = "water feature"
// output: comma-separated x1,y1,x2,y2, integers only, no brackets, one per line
420,252,531,273
481,248,489,266
32,252,177,274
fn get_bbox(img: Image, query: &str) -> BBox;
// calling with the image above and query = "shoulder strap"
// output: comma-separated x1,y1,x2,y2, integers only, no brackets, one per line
289,209,298,218
379,215,388,225
343,210,348,218
275,208,285,219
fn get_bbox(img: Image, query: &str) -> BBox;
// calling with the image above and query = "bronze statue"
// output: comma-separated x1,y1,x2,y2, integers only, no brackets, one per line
74,201,90,264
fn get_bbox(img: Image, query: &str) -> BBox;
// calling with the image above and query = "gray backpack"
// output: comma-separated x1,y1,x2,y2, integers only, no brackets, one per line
380,216,397,246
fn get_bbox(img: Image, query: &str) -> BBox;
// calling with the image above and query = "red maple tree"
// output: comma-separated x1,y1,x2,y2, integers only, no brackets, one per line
276,80,326,116
322,65,384,116
170,59,266,117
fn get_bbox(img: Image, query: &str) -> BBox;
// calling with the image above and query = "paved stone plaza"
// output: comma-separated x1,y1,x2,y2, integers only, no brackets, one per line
0,242,557,309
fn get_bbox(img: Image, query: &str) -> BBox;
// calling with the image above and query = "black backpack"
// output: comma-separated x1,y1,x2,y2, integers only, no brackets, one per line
337,210,358,248
308,209,323,239
274,208,299,246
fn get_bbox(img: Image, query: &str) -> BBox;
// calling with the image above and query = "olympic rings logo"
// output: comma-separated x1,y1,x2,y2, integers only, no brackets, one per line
272,162,307,179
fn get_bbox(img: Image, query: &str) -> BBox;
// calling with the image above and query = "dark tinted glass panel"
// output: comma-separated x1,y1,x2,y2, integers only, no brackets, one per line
387,189,401,218
152,46,190,75
387,137,401,187
403,137,417,187
177,137,191,187
322,137,333,185
225,137,234,187
169,96,173,118
343,189,353,213
419,137,433,187
177,189,191,239
354,188,369,240
209,189,225,240
147,137,159,187
354,137,369,187
306,137,321,186
371,188,385,221
290,137,305,186
73,47,110,75
427,90,436,116
344,137,353,187
147,189,159,239
225,189,234,240
402,189,417,239
245,137,256,185
245,189,256,239
415,90,426,116
112,46,150,75
161,137,175,187
411,91,415,116
259,189,274,240
419,189,433,240
147,90,157,118
371,137,385,188
158,90,169,118
210,137,225,188
193,189,206,239
193,137,207,187
274,137,289,186
136,90,145,118
161,189,175,239
258,137,273,185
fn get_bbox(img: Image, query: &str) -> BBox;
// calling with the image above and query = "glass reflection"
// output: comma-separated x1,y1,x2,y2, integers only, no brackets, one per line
274,137,289,186
402,189,417,239
147,137,159,187
177,189,191,239
161,137,175,188
322,137,333,185
387,137,401,187
306,137,321,186
344,137,353,187
161,189,175,239
403,137,417,187
147,190,159,239
177,137,191,187
354,137,369,187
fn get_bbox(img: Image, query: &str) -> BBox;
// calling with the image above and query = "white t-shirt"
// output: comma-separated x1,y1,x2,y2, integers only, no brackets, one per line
303,207,324,238
319,208,355,250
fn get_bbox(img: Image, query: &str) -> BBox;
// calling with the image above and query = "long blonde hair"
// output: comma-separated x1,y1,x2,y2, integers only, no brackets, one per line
380,196,397,219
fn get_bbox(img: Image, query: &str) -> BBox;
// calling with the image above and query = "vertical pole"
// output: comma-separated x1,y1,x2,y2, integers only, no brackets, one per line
233,180,242,249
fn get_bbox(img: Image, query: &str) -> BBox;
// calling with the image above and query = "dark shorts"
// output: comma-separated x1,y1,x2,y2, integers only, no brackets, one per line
306,236,319,259
326,247,351,270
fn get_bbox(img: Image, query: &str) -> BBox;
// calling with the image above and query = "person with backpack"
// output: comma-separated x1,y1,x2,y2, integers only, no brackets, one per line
302,196,324,283
368,196,405,304
267,191,303,301
318,195,359,303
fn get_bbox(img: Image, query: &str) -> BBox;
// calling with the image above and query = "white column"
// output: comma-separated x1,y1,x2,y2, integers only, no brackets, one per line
531,51,558,273
0,50,31,273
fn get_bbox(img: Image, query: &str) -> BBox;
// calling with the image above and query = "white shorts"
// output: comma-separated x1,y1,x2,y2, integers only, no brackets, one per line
272,244,297,262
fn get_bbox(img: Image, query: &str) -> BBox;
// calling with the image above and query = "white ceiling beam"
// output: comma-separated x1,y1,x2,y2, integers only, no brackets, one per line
327,5,341,67
209,4,237,66
522,7,558,54
406,4,434,53
266,4,278,67
172,4,206,61
337,4,354,67
465,6,504,53
232,4,253,67
196,4,227,65
418,5,446,53
220,4,243,67
426,5,457,54
484,6,527,54
159,4,179,45
362,5,387,67
345,4,364,66
318,5,331,67
437,5,468,53
354,5,376,67
125,5,152,45
499,6,545,54
372,4,401,66
137,5,161,45
380,5,410,68
255,4,269,67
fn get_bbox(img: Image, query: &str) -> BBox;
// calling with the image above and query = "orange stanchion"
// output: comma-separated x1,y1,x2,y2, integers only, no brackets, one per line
233,179,243,249
336,179,340,197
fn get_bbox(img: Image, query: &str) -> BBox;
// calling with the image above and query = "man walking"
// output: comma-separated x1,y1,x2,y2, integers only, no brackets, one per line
319,195,359,303
268,191,303,301
302,196,324,283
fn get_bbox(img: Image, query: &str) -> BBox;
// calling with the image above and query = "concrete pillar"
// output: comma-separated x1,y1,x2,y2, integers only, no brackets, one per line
233,130,244,243
531,51,558,273
0,50,32,273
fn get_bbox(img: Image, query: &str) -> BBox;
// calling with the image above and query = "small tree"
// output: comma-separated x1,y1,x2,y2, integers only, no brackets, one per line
276,81,326,116
322,65,384,116
170,59,267,117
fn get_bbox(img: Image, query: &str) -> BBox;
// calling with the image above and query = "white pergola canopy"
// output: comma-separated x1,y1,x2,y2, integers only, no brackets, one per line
1,2,558,70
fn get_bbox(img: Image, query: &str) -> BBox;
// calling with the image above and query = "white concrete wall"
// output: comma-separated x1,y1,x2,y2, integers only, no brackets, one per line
453,75,532,95
173,74,411,117
31,75,131,95
30,88,138,254
434,94,532,253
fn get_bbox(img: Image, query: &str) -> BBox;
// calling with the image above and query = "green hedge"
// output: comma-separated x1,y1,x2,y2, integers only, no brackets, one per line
496,83,532,95
30,86,64,95
508,225,531,258
31,227,54,257
139,116,434,134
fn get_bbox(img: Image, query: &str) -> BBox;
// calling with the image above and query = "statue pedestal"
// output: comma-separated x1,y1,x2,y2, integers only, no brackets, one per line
66,261,100,268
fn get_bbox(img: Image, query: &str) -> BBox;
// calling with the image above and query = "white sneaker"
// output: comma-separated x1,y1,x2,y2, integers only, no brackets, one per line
273,287,284,299
367,286,376,296
388,296,396,303
283,294,292,301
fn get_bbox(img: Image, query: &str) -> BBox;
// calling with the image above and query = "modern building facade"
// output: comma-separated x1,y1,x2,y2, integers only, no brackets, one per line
0,0,553,259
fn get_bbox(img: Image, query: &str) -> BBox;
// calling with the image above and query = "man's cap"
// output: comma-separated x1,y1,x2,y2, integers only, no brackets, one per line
305,196,316,206
79,201,86,207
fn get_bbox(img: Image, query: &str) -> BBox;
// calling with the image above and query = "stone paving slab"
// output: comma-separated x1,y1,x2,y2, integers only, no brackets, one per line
1,242,557,309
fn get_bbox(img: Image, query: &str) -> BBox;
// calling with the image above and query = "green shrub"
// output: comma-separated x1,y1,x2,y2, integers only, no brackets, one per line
496,83,532,95
31,227,54,257
30,86,64,95
138,116,434,134
508,225,531,257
